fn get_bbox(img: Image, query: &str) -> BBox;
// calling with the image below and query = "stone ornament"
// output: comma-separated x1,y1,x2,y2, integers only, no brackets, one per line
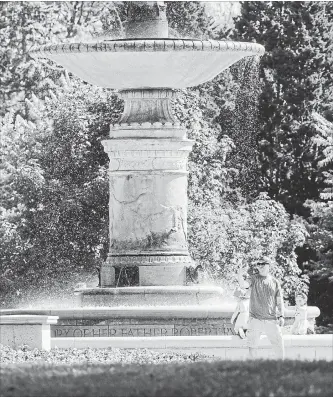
107,158,187,172
103,139,193,172
125,1,168,38
116,89,178,127
127,1,167,22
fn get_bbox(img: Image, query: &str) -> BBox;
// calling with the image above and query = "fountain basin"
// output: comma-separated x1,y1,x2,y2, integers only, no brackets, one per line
29,39,264,89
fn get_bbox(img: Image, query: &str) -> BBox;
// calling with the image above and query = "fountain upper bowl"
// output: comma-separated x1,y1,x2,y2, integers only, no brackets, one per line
30,39,265,89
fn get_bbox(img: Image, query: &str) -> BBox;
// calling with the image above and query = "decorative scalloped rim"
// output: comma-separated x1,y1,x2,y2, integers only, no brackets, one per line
30,39,265,57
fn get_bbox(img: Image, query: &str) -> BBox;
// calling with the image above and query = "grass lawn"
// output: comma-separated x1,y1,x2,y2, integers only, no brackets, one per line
1,357,332,397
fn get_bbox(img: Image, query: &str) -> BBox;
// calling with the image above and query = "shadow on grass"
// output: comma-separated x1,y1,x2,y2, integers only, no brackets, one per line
1,360,332,397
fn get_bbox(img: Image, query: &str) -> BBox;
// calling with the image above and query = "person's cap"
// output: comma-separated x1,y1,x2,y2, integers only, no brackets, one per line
256,257,272,266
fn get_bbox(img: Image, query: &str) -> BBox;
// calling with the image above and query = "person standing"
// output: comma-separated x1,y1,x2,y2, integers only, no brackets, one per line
231,283,250,339
291,292,310,335
238,258,285,360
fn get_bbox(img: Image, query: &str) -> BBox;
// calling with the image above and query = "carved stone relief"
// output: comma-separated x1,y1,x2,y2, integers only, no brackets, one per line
109,173,188,253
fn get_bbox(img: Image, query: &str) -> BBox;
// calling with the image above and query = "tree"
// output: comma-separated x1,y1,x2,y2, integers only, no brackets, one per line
0,76,122,306
305,113,333,323
0,1,124,117
188,193,308,299
204,2,241,32
312,2,333,119
216,56,262,200
166,1,216,39
233,1,333,217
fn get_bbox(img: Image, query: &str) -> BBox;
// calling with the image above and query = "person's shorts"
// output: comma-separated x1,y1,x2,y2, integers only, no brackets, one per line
247,317,283,348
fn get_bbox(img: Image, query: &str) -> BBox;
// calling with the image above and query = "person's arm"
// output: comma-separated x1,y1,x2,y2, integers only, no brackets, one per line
231,303,240,324
276,282,285,326
299,306,307,321
237,267,251,289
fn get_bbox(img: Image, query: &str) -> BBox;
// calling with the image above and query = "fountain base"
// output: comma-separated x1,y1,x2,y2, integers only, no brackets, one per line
75,285,225,307
100,260,192,287
1,306,329,361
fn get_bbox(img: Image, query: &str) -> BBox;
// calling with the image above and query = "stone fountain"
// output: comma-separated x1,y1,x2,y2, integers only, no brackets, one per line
1,2,327,360
29,1,263,300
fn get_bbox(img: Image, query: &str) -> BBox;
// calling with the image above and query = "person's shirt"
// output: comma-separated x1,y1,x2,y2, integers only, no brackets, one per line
239,298,250,313
295,305,307,321
247,274,284,320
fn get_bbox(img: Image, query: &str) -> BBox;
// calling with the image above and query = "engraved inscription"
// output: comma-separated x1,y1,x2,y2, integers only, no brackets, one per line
51,319,236,338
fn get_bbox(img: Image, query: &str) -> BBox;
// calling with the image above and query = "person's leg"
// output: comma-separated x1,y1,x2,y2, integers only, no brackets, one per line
247,318,262,359
264,321,285,360
238,327,246,339
234,324,240,336
248,331,261,359
237,312,248,339
234,317,246,339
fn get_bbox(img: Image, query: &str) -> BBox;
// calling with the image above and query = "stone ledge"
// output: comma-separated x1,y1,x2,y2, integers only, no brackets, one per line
0,315,58,325
51,335,333,361
0,306,320,320
0,315,58,351
109,128,186,140
283,334,333,347
285,306,320,318
102,138,194,153
51,334,333,347
75,285,224,294
0,306,234,319
76,286,225,307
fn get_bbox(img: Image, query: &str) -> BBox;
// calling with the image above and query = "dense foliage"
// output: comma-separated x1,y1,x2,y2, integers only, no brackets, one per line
305,113,333,322
0,77,123,304
233,1,333,216
0,1,124,117
232,1,333,320
0,345,213,365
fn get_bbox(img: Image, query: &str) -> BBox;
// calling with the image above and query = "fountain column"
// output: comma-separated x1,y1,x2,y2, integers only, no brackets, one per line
101,88,194,286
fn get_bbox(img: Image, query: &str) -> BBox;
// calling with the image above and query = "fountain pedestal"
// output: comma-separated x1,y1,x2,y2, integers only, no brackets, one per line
98,89,194,288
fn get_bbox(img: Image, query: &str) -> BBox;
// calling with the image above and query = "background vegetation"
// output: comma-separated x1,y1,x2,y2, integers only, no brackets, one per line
0,1,332,324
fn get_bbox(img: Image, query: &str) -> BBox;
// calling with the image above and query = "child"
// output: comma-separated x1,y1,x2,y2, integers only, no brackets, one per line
231,282,250,339
291,292,310,335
